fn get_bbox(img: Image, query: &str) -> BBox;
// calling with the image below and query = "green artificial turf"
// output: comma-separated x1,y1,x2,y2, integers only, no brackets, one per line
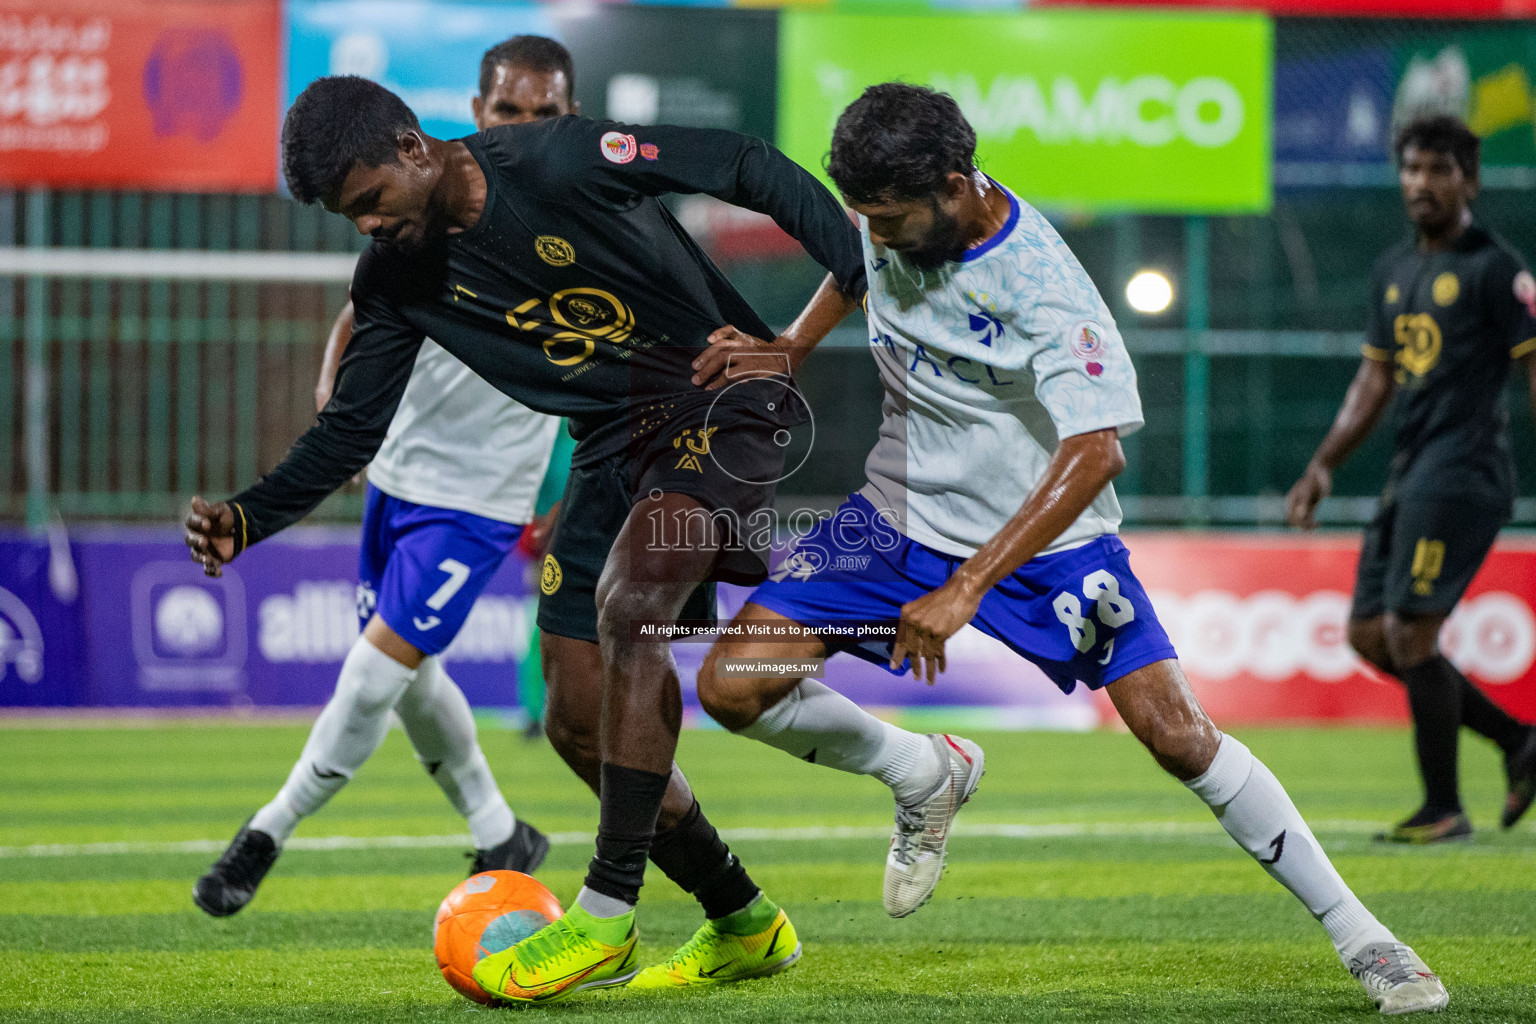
1,721,1532,1023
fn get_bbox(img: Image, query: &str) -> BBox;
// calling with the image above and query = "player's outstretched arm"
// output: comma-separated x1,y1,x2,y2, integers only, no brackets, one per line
693,274,859,390
1284,356,1394,530
315,301,355,412
566,120,866,303
183,262,424,564
892,428,1126,684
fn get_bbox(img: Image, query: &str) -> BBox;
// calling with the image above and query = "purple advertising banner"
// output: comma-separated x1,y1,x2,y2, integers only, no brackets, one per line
0,526,1092,727
0,532,87,706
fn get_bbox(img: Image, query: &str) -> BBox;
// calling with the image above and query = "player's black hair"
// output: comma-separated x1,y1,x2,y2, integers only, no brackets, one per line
282,76,420,205
1395,114,1481,180
827,83,977,206
479,35,574,101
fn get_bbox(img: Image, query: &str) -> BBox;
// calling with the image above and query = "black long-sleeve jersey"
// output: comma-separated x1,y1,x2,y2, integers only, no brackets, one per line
228,117,866,550
1362,224,1536,508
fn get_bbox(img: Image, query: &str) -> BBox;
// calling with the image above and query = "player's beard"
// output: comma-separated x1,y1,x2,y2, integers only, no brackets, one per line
902,203,967,271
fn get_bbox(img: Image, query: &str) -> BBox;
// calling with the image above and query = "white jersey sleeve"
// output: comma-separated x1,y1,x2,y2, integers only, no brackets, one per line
998,256,1143,442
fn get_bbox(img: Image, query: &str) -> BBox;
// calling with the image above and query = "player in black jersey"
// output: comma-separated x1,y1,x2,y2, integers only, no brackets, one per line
1288,115,1536,843
182,76,869,999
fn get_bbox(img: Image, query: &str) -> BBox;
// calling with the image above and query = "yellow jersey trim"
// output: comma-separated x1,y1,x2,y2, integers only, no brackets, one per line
230,501,249,556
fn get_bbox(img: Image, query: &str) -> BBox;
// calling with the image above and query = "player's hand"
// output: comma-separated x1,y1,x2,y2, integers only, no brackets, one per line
693,326,805,391
184,496,236,577
891,578,984,685
1284,463,1331,531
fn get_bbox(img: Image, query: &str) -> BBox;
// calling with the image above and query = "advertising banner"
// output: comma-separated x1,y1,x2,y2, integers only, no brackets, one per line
0,535,85,707
0,527,1092,728
1122,534,1536,724
550,8,777,141
65,528,534,709
286,2,784,255
0,0,280,190
286,4,776,143
1275,20,1536,187
286,0,554,141
777,10,1273,213
1036,0,1534,18
7,529,1535,727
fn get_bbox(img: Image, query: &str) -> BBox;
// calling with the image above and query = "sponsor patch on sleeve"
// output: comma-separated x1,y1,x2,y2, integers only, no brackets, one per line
600,131,637,164
1067,320,1110,365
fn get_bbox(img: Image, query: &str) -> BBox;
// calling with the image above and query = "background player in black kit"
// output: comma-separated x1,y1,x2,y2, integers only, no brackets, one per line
182,75,868,1000
1288,114,1536,844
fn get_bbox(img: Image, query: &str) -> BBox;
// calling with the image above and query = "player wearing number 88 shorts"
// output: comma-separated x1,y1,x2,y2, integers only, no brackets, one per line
696,84,1447,1015
752,492,1175,693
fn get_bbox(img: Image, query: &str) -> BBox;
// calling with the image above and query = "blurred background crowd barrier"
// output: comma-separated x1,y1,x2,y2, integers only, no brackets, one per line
2,0,1534,723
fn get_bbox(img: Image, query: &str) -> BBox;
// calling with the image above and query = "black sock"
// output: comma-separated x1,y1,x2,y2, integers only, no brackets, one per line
584,763,671,907
649,799,761,919
1455,670,1528,756
1401,656,1464,814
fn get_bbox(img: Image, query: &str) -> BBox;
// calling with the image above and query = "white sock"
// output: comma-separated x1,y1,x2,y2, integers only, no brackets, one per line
576,886,634,919
394,657,515,849
1185,734,1394,954
250,637,417,845
736,679,943,804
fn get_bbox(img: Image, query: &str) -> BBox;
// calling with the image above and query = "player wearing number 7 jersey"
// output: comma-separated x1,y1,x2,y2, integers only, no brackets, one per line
696,85,1448,1015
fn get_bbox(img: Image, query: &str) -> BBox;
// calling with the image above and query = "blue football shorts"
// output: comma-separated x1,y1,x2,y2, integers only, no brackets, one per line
357,484,524,656
748,493,1178,693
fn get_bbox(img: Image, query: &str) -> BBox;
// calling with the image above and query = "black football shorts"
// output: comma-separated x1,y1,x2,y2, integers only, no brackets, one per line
536,383,795,643
1351,497,1507,619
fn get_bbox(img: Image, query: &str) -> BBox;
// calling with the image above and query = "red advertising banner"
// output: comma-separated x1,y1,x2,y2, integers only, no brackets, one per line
1035,0,1535,18
0,0,279,190
1105,534,1536,726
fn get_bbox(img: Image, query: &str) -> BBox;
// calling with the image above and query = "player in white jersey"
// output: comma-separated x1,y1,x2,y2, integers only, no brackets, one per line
194,37,576,916
694,85,1448,1015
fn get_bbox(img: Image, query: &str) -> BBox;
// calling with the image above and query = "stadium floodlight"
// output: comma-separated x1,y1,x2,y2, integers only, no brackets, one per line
1126,270,1174,315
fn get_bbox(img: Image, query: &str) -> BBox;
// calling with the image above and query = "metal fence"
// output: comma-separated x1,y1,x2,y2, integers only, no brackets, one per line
3,186,1536,529
0,189,362,524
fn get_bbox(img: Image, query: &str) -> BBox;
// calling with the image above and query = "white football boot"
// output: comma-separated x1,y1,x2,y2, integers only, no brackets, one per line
1345,940,1449,1015
883,734,985,918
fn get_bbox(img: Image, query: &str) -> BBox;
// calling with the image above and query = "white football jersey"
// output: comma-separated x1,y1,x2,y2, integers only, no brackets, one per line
858,184,1143,558
367,339,561,524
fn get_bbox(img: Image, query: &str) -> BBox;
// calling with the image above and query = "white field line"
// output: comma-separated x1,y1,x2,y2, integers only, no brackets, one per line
0,248,357,283
0,820,1388,859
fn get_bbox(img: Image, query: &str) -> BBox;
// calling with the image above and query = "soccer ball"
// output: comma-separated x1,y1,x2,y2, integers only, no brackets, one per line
433,870,562,1003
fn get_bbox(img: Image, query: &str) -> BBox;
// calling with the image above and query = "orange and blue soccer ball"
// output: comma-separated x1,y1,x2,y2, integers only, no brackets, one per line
433,870,562,1003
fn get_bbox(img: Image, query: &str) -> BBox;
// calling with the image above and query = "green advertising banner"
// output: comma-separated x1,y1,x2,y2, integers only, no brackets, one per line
779,10,1273,213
